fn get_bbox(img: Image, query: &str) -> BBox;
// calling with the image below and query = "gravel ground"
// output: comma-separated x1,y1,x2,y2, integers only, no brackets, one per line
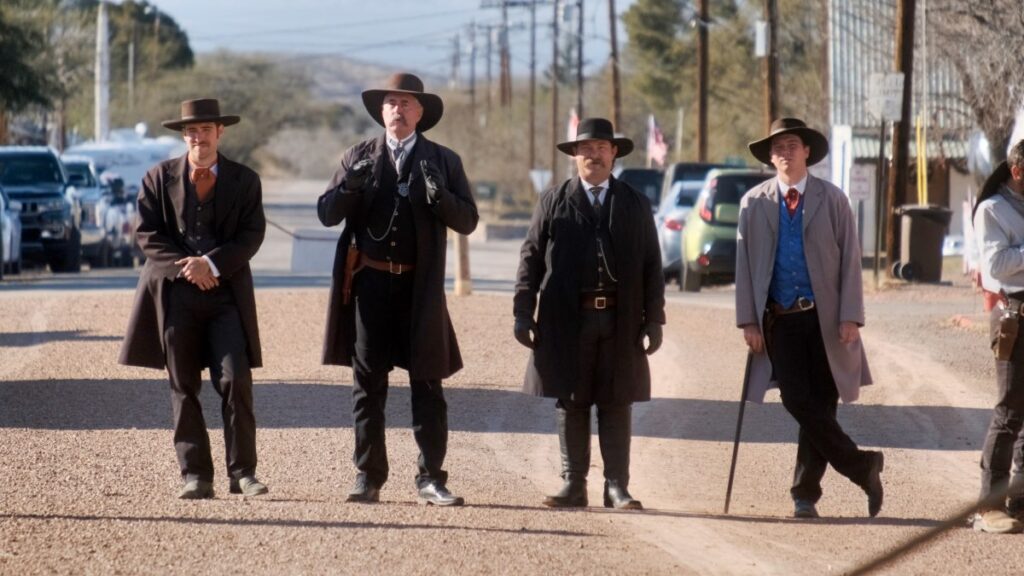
2,256,1023,574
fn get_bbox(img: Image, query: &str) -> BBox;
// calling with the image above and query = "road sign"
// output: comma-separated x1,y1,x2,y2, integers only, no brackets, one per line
867,72,905,122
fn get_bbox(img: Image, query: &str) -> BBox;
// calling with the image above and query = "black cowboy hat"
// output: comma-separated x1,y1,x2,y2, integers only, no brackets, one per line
361,73,444,132
161,98,240,131
748,117,829,166
556,117,634,158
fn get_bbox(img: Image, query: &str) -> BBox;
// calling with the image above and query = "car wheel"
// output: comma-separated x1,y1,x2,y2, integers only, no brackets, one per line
51,229,83,273
11,257,20,275
94,240,111,269
682,263,702,292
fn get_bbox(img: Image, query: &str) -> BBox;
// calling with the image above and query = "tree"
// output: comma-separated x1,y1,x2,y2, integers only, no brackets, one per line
621,0,688,112
930,0,1024,163
0,5,54,142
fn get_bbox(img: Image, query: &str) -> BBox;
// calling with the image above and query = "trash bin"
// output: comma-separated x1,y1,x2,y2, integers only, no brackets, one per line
896,204,952,282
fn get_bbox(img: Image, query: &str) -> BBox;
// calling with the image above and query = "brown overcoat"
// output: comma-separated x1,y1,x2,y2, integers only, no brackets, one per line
118,154,266,369
735,174,872,403
317,133,478,379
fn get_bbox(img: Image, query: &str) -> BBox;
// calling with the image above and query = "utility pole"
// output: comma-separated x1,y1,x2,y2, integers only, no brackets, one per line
485,24,494,117
529,0,537,169
762,0,778,133
128,20,136,111
449,33,461,89
468,23,477,119
551,0,560,176
575,0,583,118
608,0,621,129
500,1,512,107
95,1,110,143
886,0,916,268
696,0,708,162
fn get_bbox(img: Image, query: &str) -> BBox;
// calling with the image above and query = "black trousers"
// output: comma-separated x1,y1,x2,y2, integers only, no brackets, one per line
558,308,633,483
351,268,448,489
163,280,256,483
980,308,1024,502
769,308,872,502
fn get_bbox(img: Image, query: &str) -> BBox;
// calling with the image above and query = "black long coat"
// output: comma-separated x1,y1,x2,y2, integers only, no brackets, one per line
317,133,478,379
514,176,665,403
119,154,266,369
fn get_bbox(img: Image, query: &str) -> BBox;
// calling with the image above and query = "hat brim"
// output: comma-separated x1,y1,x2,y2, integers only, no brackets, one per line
556,137,634,158
362,89,444,132
974,160,1011,218
748,127,829,166
162,115,240,131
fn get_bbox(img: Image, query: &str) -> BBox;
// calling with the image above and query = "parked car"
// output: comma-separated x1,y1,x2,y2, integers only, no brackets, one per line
61,155,115,268
655,163,731,287
0,185,23,278
98,173,139,267
615,167,663,211
679,168,774,291
0,146,81,272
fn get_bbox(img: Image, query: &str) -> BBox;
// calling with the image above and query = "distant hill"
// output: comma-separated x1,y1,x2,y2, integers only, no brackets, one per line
260,53,446,104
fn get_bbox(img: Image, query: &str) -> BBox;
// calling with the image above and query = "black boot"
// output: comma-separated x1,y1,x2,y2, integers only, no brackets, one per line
599,404,643,510
543,403,590,507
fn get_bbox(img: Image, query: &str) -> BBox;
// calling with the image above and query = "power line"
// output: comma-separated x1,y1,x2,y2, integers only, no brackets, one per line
188,8,479,41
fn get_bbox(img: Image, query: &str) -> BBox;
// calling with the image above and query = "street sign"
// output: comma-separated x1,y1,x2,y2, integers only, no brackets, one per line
867,72,905,122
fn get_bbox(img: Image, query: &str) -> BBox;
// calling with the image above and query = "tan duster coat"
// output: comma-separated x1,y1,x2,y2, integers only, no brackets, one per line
735,175,872,403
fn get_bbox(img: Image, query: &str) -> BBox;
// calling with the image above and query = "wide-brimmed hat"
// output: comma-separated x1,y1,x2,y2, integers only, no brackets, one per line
748,117,829,166
556,117,634,158
361,73,444,132
161,98,240,131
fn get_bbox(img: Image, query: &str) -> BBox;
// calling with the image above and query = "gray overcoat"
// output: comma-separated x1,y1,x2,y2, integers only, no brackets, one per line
735,175,872,403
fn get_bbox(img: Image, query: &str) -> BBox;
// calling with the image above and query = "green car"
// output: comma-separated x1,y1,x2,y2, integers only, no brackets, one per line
680,168,774,292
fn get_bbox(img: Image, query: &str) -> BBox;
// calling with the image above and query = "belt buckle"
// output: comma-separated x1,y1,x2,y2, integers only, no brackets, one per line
796,297,813,311
389,260,400,274
594,296,607,310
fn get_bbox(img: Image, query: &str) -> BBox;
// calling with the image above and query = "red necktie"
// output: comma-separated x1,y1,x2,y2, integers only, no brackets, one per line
190,167,216,203
785,187,800,216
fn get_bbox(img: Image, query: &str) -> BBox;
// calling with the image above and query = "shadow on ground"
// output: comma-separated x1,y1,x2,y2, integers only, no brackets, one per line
0,378,989,450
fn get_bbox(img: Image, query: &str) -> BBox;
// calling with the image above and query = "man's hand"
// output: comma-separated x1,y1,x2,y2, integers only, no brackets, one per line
514,317,538,349
839,321,860,345
742,324,764,354
420,159,447,202
343,158,374,192
637,322,663,355
175,256,219,291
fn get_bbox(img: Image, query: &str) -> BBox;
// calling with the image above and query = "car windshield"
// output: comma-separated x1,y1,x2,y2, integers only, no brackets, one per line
64,164,96,187
713,174,774,204
673,181,705,207
0,156,64,185
619,170,662,205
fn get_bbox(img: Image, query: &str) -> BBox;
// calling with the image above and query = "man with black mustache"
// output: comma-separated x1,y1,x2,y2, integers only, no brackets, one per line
514,117,665,509
318,73,478,506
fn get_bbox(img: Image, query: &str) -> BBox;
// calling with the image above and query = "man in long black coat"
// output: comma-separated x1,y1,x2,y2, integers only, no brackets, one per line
318,73,478,506
119,99,268,499
514,117,665,509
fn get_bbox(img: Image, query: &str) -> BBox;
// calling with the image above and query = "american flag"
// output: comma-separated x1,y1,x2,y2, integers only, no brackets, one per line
647,114,668,167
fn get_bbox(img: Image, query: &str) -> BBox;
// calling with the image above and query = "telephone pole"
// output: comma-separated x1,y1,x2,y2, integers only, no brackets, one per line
529,0,537,169
575,0,584,118
468,23,477,117
886,0,916,267
551,0,560,176
499,2,512,106
449,34,461,89
762,0,778,133
696,0,708,162
608,0,621,129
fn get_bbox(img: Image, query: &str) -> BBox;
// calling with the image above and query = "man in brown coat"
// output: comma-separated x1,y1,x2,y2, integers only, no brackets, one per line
119,99,268,500
735,117,881,518
318,73,478,506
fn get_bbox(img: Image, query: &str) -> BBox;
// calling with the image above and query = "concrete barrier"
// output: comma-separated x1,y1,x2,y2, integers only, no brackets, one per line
291,228,340,274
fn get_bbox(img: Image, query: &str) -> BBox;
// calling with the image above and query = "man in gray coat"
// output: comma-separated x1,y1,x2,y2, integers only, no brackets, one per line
514,118,665,510
735,117,883,519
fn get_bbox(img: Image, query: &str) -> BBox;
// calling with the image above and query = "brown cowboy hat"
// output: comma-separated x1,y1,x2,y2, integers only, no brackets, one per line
748,117,829,166
556,117,634,158
361,73,444,132
161,98,240,131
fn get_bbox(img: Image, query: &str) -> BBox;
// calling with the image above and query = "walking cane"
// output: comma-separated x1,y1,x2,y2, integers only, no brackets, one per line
723,350,753,515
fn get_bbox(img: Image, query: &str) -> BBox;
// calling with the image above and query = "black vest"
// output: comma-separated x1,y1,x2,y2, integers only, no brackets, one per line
581,188,617,293
182,176,217,256
357,146,417,265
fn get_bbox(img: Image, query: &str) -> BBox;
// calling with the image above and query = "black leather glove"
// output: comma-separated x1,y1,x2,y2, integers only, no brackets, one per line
343,158,375,192
637,322,663,355
420,159,448,202
514,317,538,350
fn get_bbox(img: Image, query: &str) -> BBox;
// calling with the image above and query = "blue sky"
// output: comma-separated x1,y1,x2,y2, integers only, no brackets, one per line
159,0,637,79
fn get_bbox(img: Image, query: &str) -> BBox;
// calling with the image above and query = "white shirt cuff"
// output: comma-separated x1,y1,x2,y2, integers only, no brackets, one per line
202,255,221,278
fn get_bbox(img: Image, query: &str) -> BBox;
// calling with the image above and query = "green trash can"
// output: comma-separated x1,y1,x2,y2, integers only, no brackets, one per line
895,204,952,283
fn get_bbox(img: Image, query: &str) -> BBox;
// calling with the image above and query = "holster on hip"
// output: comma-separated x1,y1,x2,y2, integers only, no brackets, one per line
342,240,362,305
993,305,1020,361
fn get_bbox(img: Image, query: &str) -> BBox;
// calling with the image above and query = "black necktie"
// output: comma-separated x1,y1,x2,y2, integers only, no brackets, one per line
590,186,602,211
